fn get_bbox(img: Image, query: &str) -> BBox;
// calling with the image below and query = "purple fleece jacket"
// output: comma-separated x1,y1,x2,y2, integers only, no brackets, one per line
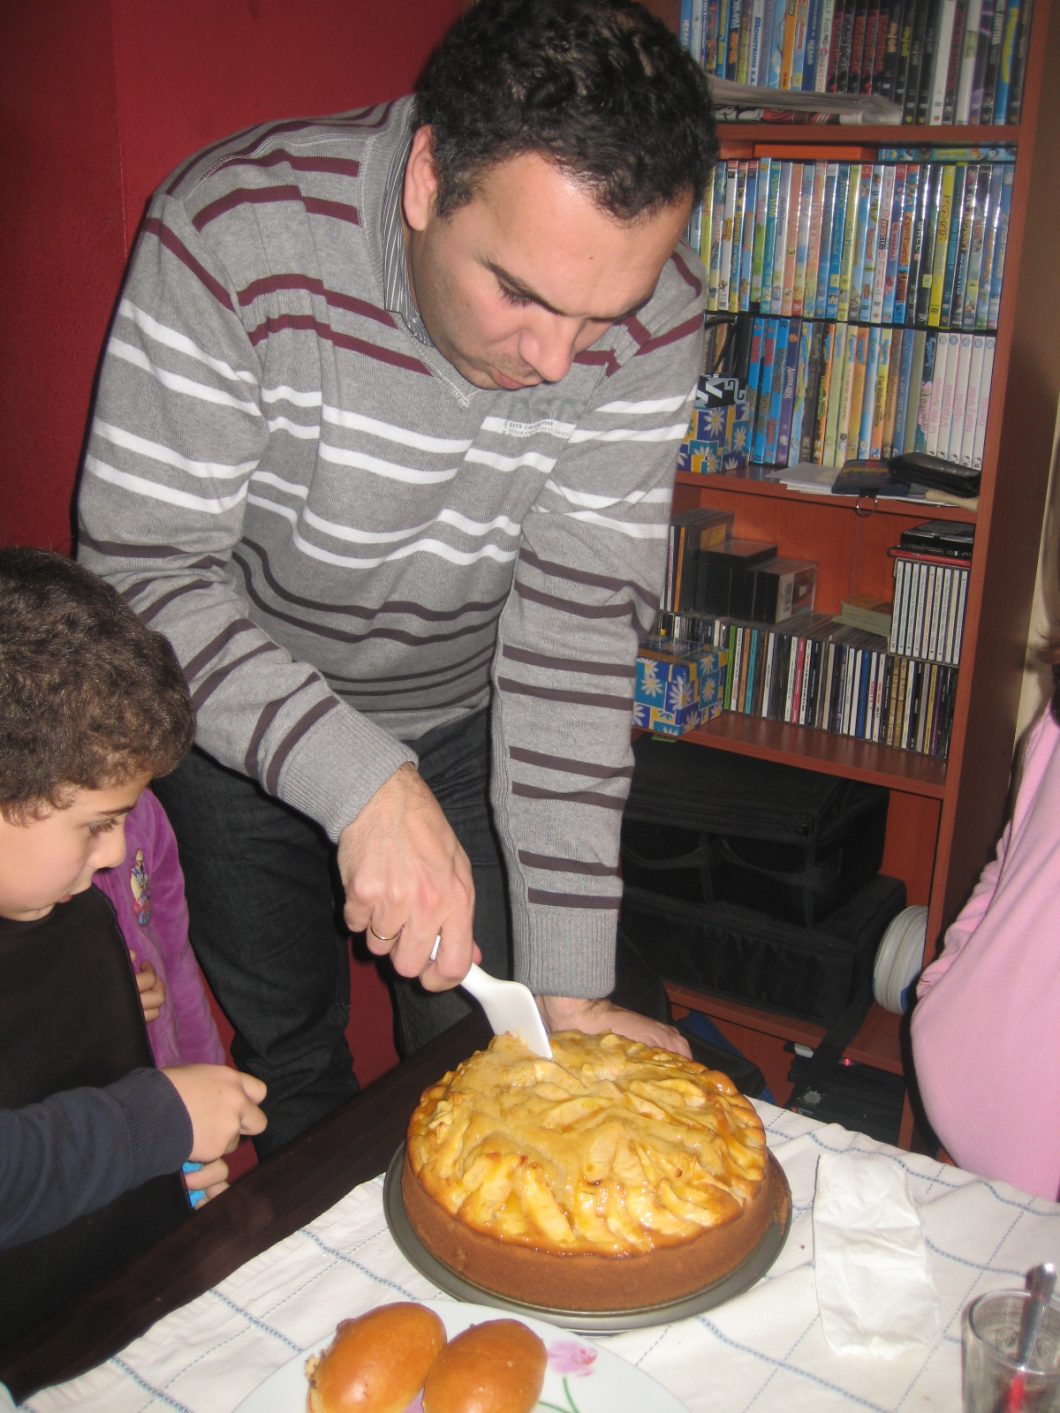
94,789,224,1069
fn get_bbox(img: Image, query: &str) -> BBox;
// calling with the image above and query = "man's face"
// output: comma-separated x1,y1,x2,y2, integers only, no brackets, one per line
0,774,150,922
403,133,692,391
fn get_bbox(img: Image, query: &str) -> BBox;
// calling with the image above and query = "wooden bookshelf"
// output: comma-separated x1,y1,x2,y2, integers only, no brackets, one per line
638,0,1060,1149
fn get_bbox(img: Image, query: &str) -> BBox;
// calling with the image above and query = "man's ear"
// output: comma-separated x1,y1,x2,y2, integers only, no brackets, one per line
403,125,439,233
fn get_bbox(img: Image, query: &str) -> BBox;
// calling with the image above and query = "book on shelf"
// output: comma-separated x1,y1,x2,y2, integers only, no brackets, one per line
888,549,969,666
663,506,738,615
668,605,958,758
694,146,1010,478
839,592,894,635
687,0,1034,122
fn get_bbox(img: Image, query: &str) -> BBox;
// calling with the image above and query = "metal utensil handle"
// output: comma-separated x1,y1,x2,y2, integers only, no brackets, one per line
1016,1263,1056,1369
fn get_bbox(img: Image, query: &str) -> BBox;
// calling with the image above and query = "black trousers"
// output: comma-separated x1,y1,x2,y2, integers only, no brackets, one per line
154,709,511,1157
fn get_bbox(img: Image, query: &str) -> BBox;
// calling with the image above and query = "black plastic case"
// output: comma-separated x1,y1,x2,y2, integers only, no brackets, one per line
621,736,889,927
619,873,907,1027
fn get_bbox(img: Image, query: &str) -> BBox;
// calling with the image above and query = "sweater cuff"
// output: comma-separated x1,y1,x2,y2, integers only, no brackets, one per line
275,703,418,842
516,909,617,1000
117,1069,194,1176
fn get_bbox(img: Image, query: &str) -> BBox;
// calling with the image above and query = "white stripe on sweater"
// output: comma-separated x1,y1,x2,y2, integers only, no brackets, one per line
110,341,262,417
85,455,249,513
246,496,518,566
323,405,472,452
94,421,257,479
596,392,696,414
567,420,692,444
118,299,258,384
547,484,673,509
300,504,522,544
316,443,459,484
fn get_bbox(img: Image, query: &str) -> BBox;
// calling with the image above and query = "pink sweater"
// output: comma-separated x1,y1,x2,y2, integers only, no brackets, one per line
94,789,224,1070
912,706,1060,1201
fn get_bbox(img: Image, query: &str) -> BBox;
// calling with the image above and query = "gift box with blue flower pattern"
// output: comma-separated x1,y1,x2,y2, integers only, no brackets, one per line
676,375,749,476
633,640,728,737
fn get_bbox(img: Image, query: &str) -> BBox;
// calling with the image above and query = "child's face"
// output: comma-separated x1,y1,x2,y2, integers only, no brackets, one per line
0,773,152,922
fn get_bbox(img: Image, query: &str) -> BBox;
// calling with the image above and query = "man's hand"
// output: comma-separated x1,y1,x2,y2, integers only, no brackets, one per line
337,763,479,991
162,1064,268,1161
537,995,692,1058
132,952,166,1023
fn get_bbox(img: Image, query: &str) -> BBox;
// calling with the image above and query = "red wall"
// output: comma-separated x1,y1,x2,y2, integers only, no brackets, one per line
0,0,461,552
0,0,462,1088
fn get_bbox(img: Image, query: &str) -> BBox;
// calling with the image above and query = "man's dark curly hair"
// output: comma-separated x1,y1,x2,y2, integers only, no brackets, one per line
0,548,195,821
413,0,717,220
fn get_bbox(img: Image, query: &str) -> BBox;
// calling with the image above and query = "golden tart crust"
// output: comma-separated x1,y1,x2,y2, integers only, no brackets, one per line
403,1031,773,1311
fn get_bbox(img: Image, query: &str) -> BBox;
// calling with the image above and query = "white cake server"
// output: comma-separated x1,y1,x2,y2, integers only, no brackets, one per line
460,962,554,1059
431,935,552,1058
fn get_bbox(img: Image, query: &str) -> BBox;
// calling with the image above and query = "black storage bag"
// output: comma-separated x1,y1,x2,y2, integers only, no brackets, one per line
619,873,906,1027
622,736,888,927
611,927,768,1097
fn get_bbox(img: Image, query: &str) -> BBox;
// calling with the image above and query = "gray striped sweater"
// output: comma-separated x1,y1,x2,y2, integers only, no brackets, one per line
78,97,705,999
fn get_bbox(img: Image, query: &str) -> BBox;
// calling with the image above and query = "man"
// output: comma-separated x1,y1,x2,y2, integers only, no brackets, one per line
78,0,717,1154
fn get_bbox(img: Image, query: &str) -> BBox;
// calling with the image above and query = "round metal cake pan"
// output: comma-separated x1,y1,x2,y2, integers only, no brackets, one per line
383,1144,792,1335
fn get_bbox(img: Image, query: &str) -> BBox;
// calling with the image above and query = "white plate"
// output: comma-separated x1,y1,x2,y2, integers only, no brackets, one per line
233,1298,687,1412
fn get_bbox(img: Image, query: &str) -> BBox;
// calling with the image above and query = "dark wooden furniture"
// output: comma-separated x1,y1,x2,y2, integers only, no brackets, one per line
0,1013,492,1404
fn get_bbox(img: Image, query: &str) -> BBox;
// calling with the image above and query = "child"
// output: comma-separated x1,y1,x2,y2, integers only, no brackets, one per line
911,644,1060,1202
94,786,226,1069
0,547,267,1250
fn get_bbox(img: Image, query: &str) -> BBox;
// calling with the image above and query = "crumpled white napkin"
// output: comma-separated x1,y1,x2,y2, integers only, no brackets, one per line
813,1150,941,1358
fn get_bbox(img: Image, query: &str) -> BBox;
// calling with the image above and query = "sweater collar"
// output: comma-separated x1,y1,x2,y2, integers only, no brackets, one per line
381,111,432,348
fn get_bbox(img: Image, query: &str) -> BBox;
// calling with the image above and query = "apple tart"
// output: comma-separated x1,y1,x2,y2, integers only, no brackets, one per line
402,1031,774,1310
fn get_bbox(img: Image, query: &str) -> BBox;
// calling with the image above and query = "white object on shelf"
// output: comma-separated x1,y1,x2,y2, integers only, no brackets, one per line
873,906,929,1014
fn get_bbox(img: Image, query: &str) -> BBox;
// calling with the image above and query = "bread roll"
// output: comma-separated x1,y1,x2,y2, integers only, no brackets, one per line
305,1301,446,1412
421,1319,547,1413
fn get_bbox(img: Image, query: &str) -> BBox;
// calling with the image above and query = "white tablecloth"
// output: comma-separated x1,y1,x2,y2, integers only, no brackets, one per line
14,1101,1060,1412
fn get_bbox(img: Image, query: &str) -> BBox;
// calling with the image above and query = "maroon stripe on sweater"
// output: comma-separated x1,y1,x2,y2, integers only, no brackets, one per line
242,672,323,782
192,186,360,231
135,575,218,624
237,566,495,647
576,303,701,374
330,655,492,698
527,888,621,908
183,619,264,682
191,641,278,713
508,745,633,778
619,306,703,357
633,311,705,357
245,312,431,375
238,538,507,626
263,694,339,795
502,644,636,679
513,780,626,810
670,244,706,297
519,546,658,610
237,274,396,329
211,149,360,180
342,678,488,714
574,347,620,376
518,851,620,876
497,676,632,712
163,105,393,195
143,218,235,311
513,579,639,625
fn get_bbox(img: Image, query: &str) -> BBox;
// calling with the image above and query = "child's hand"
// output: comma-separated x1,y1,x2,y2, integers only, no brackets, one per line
162,1064,268,1162
131,951,166,1022
183,1157,230,1205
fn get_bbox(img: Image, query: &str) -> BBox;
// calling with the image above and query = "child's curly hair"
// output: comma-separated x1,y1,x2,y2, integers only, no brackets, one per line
0,548,194,821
